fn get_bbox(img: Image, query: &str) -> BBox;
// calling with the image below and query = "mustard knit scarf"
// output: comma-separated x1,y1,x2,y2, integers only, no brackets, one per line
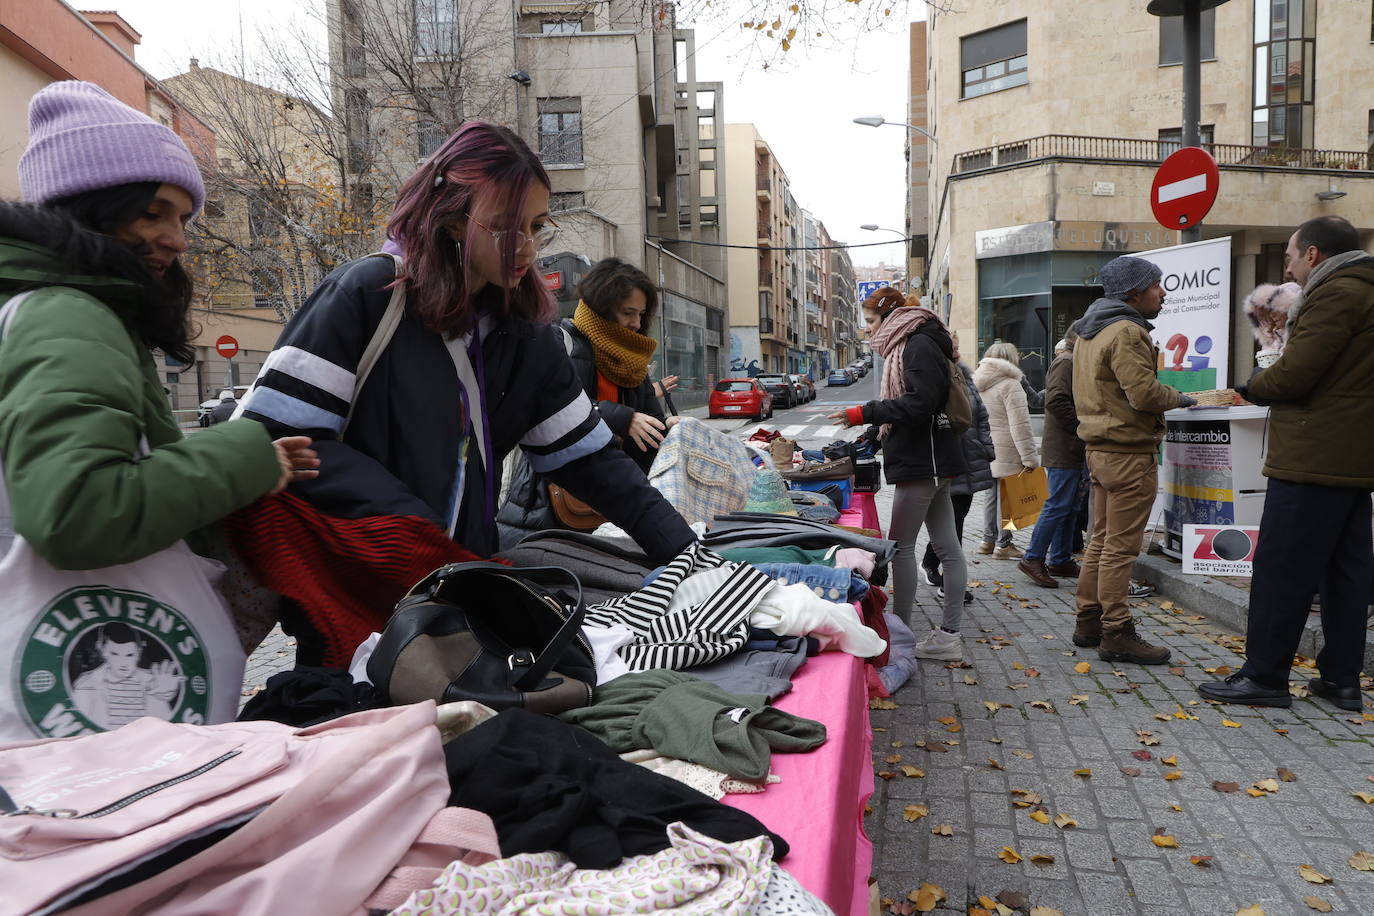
571,300,657,388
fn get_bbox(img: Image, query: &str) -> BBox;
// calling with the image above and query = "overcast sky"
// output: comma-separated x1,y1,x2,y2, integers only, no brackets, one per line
108,0,918,268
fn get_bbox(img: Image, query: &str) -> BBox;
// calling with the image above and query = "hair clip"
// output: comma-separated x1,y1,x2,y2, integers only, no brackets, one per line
433,173,445,188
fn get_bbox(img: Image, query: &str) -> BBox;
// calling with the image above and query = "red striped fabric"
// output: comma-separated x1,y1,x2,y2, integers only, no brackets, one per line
224,492,494,665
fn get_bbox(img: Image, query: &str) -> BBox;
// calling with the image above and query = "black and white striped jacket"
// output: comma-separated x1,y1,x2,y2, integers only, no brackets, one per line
237,255,694,561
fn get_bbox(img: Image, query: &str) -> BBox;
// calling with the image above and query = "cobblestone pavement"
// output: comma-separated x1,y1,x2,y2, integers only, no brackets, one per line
867,488,1374,916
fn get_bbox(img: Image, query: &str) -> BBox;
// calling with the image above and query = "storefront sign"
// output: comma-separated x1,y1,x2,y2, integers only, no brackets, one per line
1134,236,1232,390
543,271,562,290
975,221,1176,259
1182,525,1259,576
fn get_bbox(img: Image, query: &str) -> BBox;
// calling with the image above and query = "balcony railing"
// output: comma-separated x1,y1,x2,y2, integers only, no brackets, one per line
953,134,1374,175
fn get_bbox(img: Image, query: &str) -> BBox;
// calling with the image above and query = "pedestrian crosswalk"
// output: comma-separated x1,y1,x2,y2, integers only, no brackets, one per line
737,422,850,444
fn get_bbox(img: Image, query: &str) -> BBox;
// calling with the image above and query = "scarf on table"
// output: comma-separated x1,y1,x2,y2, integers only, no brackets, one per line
572,300,657,388
867,305,952,440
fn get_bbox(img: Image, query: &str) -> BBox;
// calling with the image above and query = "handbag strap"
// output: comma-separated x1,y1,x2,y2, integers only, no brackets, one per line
343,253,406,436
429,562,586,692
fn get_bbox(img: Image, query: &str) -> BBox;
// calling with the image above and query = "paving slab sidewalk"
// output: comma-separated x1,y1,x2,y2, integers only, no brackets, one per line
868,488,1374,916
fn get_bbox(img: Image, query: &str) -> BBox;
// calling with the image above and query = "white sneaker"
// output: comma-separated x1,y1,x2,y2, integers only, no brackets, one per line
914,628,963,661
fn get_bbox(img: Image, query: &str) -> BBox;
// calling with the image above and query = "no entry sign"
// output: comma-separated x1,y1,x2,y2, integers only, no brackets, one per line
1151,147,1219,231
215,335,239,360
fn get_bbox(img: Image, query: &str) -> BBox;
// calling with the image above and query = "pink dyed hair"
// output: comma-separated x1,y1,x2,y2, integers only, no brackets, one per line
386,121,556,336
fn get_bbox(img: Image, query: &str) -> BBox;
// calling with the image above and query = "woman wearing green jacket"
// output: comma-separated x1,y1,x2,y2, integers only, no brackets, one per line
0,81,317,740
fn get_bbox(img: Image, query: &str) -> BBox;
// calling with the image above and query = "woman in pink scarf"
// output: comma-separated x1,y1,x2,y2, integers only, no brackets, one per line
829,288,969,661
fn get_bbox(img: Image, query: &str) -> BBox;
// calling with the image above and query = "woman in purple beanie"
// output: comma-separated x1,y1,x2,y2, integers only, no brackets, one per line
0,82,318,740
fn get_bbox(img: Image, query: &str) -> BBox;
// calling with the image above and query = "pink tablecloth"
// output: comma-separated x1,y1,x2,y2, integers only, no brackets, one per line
723,651,874,916
837,490,880,533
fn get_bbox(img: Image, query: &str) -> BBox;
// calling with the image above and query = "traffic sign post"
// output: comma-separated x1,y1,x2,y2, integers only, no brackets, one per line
1151,147,1219,233
215,335,239,360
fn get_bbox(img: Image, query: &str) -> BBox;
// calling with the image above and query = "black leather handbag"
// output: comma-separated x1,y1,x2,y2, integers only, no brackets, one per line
366,563,596,714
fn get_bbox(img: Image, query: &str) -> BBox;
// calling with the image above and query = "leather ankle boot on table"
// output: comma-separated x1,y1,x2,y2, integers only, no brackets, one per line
1047,560,1081,578
1098,622,1171,665
1196,672,1293,708
1018,558,1059,588
1308,677,1363,711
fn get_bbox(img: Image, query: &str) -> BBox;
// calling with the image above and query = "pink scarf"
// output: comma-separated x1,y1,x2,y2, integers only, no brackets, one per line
867,306,954,439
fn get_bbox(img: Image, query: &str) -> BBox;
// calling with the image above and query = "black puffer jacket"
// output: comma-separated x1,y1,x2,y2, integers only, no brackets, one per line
860,321,967,484
495,320,667,549
949,363,995,496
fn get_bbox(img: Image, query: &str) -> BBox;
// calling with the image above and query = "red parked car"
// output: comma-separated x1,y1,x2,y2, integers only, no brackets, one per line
709,378,773,420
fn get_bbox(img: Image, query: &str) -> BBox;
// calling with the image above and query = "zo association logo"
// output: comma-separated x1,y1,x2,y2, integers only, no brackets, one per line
16,586,211,738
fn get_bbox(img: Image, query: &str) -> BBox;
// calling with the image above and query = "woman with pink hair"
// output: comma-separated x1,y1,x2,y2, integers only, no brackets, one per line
231,122,694,665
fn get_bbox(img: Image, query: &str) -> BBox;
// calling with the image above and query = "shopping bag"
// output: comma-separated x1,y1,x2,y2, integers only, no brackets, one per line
0,292,246,742
999,467,1049,531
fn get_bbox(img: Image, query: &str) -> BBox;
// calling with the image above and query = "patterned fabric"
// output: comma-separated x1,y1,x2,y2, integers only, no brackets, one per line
223,491,492,665
753,865,836,915
581,542,774,671
572,300,657,387
386,822,772,916
647,418,756,527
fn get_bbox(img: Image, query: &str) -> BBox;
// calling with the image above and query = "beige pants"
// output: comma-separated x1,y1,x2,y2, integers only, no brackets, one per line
1075,451,1157,632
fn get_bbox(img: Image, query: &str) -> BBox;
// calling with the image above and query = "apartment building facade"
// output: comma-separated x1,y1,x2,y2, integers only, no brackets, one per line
922,0,1374,389
724,123,791,376
327,0,727,407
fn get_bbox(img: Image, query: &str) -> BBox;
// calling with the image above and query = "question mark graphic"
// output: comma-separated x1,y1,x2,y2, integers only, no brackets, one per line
1165,333,1189,370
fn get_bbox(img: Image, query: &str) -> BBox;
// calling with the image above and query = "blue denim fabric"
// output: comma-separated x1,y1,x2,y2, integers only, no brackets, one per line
1025,466,1084,565
751,562,869,602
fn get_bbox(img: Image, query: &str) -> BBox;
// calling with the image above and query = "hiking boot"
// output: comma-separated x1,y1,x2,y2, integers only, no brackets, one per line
977,541,995,555
1018,558,1059,588
1098,623,1171,665
914,628,962,661
1047,560,1081,578
1072,620,1102,648
993,544,1024,560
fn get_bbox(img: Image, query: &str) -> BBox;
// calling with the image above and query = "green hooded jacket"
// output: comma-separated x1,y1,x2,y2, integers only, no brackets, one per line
0,229,281,570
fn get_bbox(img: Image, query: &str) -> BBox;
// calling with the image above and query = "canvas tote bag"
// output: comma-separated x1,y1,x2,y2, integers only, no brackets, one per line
0,291,246,742
999,466,1049,532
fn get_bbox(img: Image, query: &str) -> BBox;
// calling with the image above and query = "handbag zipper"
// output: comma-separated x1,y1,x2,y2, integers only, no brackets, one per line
501,575,593,658
16,750,245,820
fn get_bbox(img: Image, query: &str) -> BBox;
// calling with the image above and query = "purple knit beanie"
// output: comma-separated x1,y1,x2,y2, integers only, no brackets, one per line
18,81,205,214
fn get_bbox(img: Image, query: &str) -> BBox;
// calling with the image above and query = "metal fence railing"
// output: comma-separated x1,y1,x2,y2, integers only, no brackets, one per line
954,134,1374,175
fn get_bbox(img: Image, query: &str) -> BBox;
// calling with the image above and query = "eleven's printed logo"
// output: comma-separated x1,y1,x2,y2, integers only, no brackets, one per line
1191,527,1258,563
16,586,211,738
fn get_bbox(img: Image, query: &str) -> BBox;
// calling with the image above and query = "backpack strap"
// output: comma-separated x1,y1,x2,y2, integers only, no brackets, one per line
342,253,406,436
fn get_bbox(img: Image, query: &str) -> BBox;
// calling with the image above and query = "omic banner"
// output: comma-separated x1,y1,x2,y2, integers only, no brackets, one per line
1134,236,1232,392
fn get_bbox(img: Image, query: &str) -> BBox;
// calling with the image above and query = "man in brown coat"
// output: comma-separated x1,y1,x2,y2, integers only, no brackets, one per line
1071,256,1195,664
1018,330,1086,588
1199,216,1374,710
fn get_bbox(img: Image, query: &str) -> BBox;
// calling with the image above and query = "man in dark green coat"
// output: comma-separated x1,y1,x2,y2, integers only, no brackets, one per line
1199,215,1374,711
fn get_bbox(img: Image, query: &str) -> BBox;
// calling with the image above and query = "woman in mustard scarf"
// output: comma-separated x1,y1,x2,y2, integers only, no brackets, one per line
564,257,678,471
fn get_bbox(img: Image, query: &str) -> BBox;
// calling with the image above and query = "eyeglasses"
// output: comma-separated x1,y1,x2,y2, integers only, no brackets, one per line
468,214,560,252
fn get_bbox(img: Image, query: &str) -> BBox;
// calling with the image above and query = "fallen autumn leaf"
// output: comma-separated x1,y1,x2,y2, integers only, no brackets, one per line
1298,863,1332,884
1074,661,1092,674
1151,834,1178,848
1054,813,1079,829
902,804,929,822
997,846,1022,864
1348,850,1374,871
1189,855,1213,867
1303,896,1333,913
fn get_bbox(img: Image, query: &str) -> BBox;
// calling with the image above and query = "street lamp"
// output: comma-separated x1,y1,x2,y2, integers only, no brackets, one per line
860,224,907,240
853,116,937,146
